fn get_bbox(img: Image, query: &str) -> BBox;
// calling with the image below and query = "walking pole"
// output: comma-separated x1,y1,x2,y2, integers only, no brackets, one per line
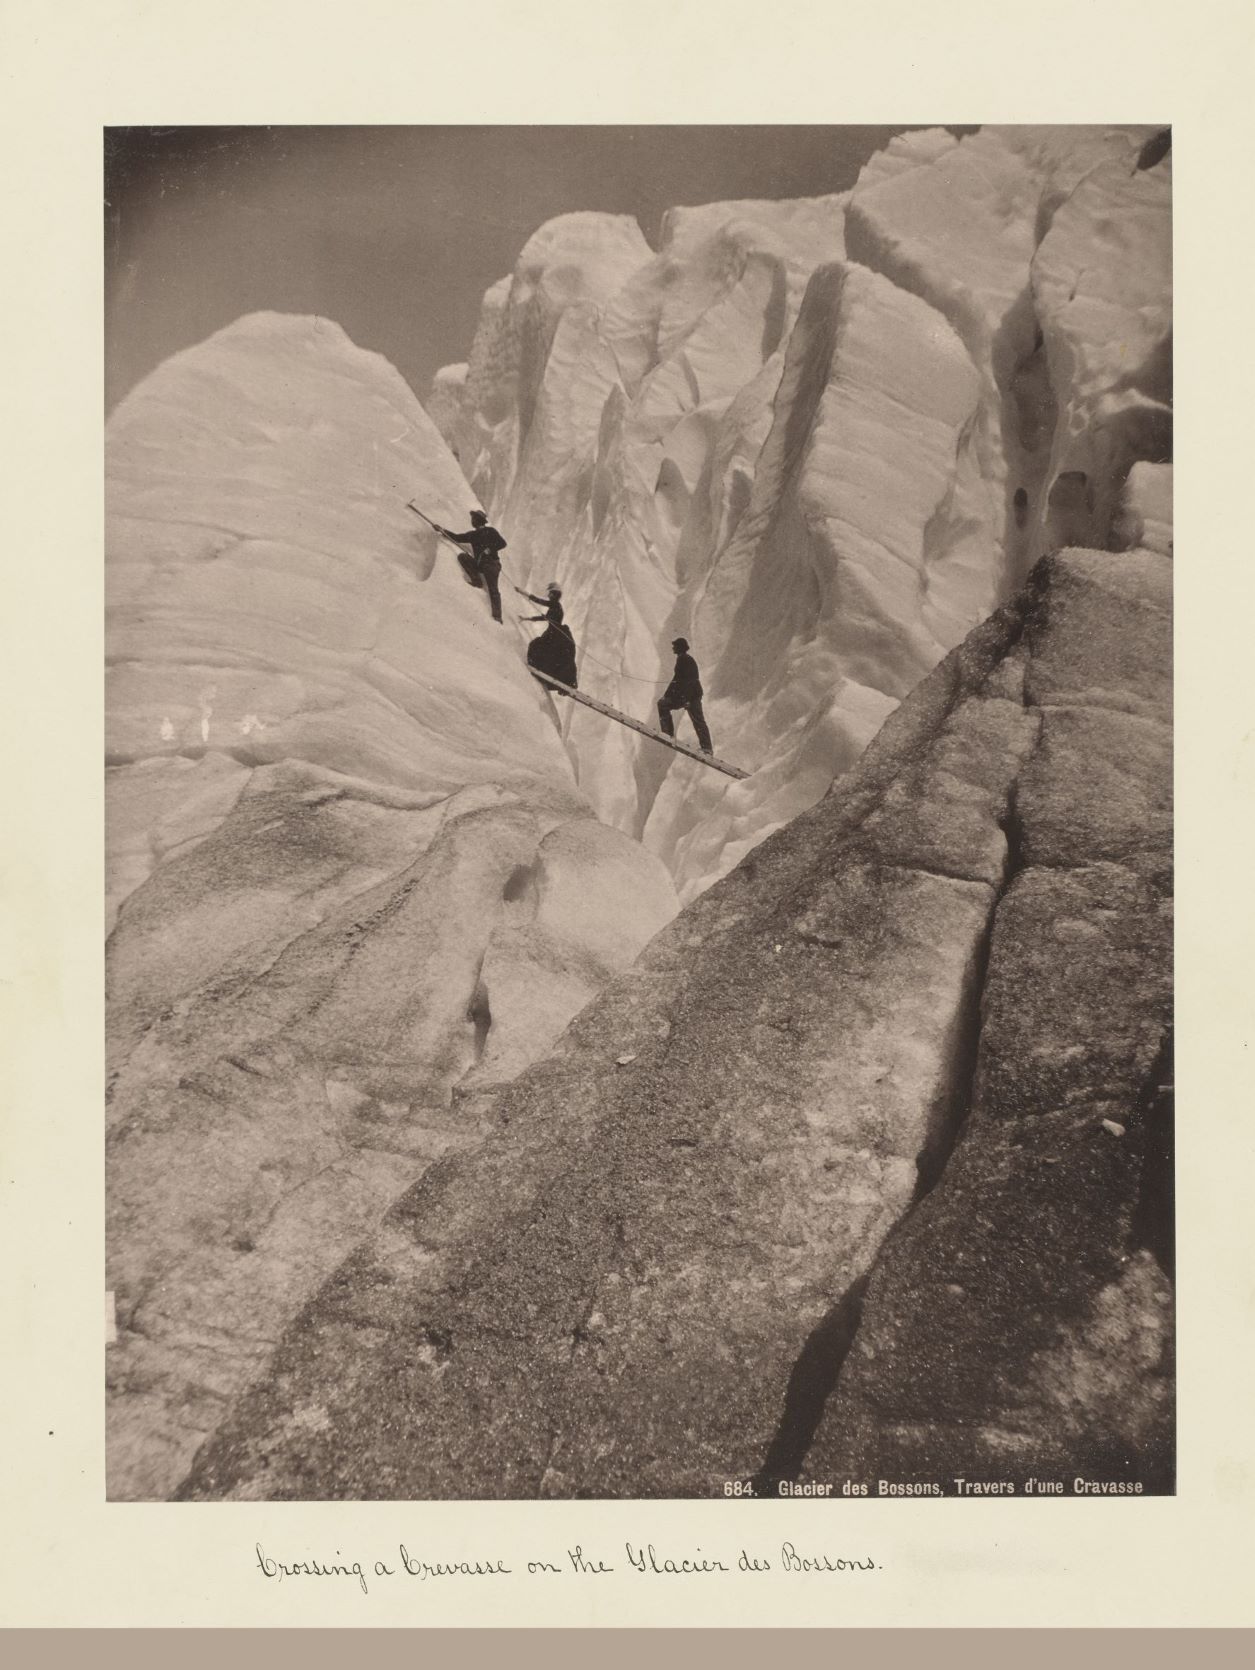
406,504,509,577
406,503,511,612
406,502,466,550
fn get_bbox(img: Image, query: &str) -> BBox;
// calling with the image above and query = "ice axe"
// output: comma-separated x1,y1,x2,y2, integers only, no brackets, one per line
406,502,490,591
406,502,466,550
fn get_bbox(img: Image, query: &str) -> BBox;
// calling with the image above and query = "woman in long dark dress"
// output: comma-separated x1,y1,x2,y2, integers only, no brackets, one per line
517,582,578,690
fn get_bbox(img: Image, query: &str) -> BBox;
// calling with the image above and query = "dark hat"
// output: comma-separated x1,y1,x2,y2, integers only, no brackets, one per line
671,637,689,652
470,509,488,525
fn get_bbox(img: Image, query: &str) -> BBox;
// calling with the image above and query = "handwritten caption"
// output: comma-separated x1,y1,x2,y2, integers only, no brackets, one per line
255,1540,882,1596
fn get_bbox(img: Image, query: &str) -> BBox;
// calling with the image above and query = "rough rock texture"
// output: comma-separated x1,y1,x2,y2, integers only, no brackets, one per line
105,314,678,1500
432,127,1170,902
176,547,1172,1501
805,547,1173,1490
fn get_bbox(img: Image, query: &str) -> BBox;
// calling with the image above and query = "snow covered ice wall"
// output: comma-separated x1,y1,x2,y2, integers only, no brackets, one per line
433,126,1171,903
105,313,677,1498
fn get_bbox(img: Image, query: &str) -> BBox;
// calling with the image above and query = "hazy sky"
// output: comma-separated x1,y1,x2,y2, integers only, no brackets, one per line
105,125,965,413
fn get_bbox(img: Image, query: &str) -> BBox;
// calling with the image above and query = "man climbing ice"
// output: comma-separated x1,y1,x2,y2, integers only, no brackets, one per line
657,636,712,755
431,509,507,623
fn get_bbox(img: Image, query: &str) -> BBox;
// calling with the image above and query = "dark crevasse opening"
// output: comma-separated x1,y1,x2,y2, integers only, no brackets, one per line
749,738,1034,1488
751,1272,871,1494
1137,129,1172,172
995,296,1058,581
502,860,539,905
467,978,493,1063
1044,468,1094,549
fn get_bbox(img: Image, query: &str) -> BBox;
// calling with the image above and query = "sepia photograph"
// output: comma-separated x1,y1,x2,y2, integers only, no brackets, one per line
103,121,1173,1506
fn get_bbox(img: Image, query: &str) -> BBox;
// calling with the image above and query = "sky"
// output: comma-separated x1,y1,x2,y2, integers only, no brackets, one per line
104,125,968,413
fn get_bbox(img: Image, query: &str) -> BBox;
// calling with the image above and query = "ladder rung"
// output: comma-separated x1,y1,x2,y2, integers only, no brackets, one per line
530,672,749,780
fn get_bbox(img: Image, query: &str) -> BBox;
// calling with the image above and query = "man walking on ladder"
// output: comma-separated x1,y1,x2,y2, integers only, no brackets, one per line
657,636,713,755
431,509,507,623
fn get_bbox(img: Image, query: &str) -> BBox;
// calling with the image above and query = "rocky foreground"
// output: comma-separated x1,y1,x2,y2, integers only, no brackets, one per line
177,544,1172,1499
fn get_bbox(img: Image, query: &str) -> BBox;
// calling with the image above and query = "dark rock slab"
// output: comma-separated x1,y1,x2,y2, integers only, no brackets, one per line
804,546,1173,1493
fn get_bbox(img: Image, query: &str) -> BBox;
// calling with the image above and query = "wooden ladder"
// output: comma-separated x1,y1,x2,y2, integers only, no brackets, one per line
530,671,749,780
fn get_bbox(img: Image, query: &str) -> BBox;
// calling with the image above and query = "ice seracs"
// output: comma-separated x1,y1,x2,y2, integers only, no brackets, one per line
433,125,1171,900
105,310,678,1499
1031,145,1172,552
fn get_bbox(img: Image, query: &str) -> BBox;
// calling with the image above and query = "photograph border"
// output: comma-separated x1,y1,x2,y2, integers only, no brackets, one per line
2,0,1251,1634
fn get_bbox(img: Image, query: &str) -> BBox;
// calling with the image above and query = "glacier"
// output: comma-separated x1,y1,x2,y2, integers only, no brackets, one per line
433,123,1171,902
106,124,1172,1499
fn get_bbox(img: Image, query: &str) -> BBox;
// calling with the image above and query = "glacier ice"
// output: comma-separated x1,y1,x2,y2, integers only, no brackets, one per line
433,125,1171,901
